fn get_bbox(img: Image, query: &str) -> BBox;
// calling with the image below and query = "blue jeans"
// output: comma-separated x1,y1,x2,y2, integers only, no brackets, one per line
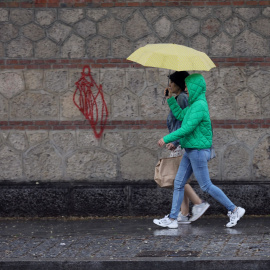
169,148,236,219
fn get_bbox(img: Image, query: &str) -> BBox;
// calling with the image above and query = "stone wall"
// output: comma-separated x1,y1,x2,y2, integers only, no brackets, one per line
0,67,270,182
0,1,270,216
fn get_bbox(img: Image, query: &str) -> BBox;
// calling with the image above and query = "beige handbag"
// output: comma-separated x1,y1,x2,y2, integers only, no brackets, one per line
154,156,182,188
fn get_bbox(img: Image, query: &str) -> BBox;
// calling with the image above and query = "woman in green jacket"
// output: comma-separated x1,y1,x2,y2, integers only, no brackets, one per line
153,73,245,229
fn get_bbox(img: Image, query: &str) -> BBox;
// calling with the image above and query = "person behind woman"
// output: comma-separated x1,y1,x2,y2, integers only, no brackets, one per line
165,71,209,224
154,73,245,229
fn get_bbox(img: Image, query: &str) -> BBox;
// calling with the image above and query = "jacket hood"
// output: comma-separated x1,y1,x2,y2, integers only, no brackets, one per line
185,73,206,105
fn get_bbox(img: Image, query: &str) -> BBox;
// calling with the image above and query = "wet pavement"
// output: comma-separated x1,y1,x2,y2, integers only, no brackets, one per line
0,215,270,269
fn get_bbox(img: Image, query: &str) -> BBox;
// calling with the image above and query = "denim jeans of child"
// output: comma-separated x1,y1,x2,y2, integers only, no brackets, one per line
169,148,236,219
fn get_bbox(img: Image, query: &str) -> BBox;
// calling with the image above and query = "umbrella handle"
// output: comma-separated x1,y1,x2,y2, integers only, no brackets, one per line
162,70,171,105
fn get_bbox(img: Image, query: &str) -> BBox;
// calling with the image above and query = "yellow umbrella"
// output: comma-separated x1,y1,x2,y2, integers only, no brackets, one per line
127,43,216,71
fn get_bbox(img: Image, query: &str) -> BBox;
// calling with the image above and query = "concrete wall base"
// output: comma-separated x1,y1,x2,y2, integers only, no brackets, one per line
0,180,269,217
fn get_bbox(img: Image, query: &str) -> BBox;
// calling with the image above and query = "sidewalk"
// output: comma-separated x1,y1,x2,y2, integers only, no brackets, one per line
0,215,269,270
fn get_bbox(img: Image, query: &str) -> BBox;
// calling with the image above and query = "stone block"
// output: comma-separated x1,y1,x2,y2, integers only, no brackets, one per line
201,69,219,95
59,9,84,24
35,38,59,59
262,95,270,117
235,90,261,119
77,130,99,149
102,131,125,153
134,34,159,51
214,7,232,21
35,9,57,26
62,34,85,58
220,67,246,95
190,7,212,19
10,9,33,25
210,32,233,56
120,148,157,180
8,131,28,151
207,87,235,119
45,70,68,93
253,135,270,179
174,17,200,37
190,34,208,54
262,7,270,17
26,131,49,147
0,8,8,22
111,89,138,119
142,8,162,22
137,130,167,151
235,30,268,56
159,68,171,88
223,144,251,180
146,68,159,87
234,129,266,149
112,36,133,58
165,7,186,21
111,7,135,21
0,145,23,180
166,32,187,45
0,71,24,99
140,85,169,119
224,17,245,37
201,18,221,37
86,8,108,21
0,187,69,217
125,131,138,148
71,187,128,216
98,16,122,39
6,36,33,58
87,36,110,58
0,23,18,42
10,92,58,120
0,94,8,120
212,129,236,149
0,131,9,140
24,70,43,90
22,23,45,41
127,69,146,95
247,69,270,98
66,149,117,180
75,19,96,38
60,91,85,120
24,141,63,181
48,22,72,43
125,12,151,40
51,131,76,154
251,18,270,37
234,7,260,20
100,69,125,95
0,42,4,58
154,16,172,39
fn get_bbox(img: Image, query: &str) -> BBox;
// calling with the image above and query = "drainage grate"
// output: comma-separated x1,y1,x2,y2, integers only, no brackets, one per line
136,250,200,257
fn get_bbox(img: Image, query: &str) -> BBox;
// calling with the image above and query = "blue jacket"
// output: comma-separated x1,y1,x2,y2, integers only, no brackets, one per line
166,92,188,147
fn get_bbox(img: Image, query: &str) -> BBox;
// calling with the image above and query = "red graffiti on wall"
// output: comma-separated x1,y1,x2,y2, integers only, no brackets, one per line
73,65,108,139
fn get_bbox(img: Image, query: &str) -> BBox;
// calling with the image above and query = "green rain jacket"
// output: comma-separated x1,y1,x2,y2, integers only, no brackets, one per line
163,73,212,149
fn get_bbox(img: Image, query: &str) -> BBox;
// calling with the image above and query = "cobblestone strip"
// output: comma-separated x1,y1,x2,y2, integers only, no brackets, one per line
1,234,270,260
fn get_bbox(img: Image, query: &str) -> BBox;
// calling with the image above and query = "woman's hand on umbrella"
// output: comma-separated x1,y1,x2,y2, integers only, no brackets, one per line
158,138,165,147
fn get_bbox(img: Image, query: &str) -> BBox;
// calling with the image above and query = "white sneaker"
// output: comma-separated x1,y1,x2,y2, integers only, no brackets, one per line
177,212,191,224
153,215,178,229
189,202,210,222
226,207,245,228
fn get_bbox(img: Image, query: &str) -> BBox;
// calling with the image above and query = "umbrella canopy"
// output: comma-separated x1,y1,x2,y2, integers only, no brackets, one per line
127,43,216,71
